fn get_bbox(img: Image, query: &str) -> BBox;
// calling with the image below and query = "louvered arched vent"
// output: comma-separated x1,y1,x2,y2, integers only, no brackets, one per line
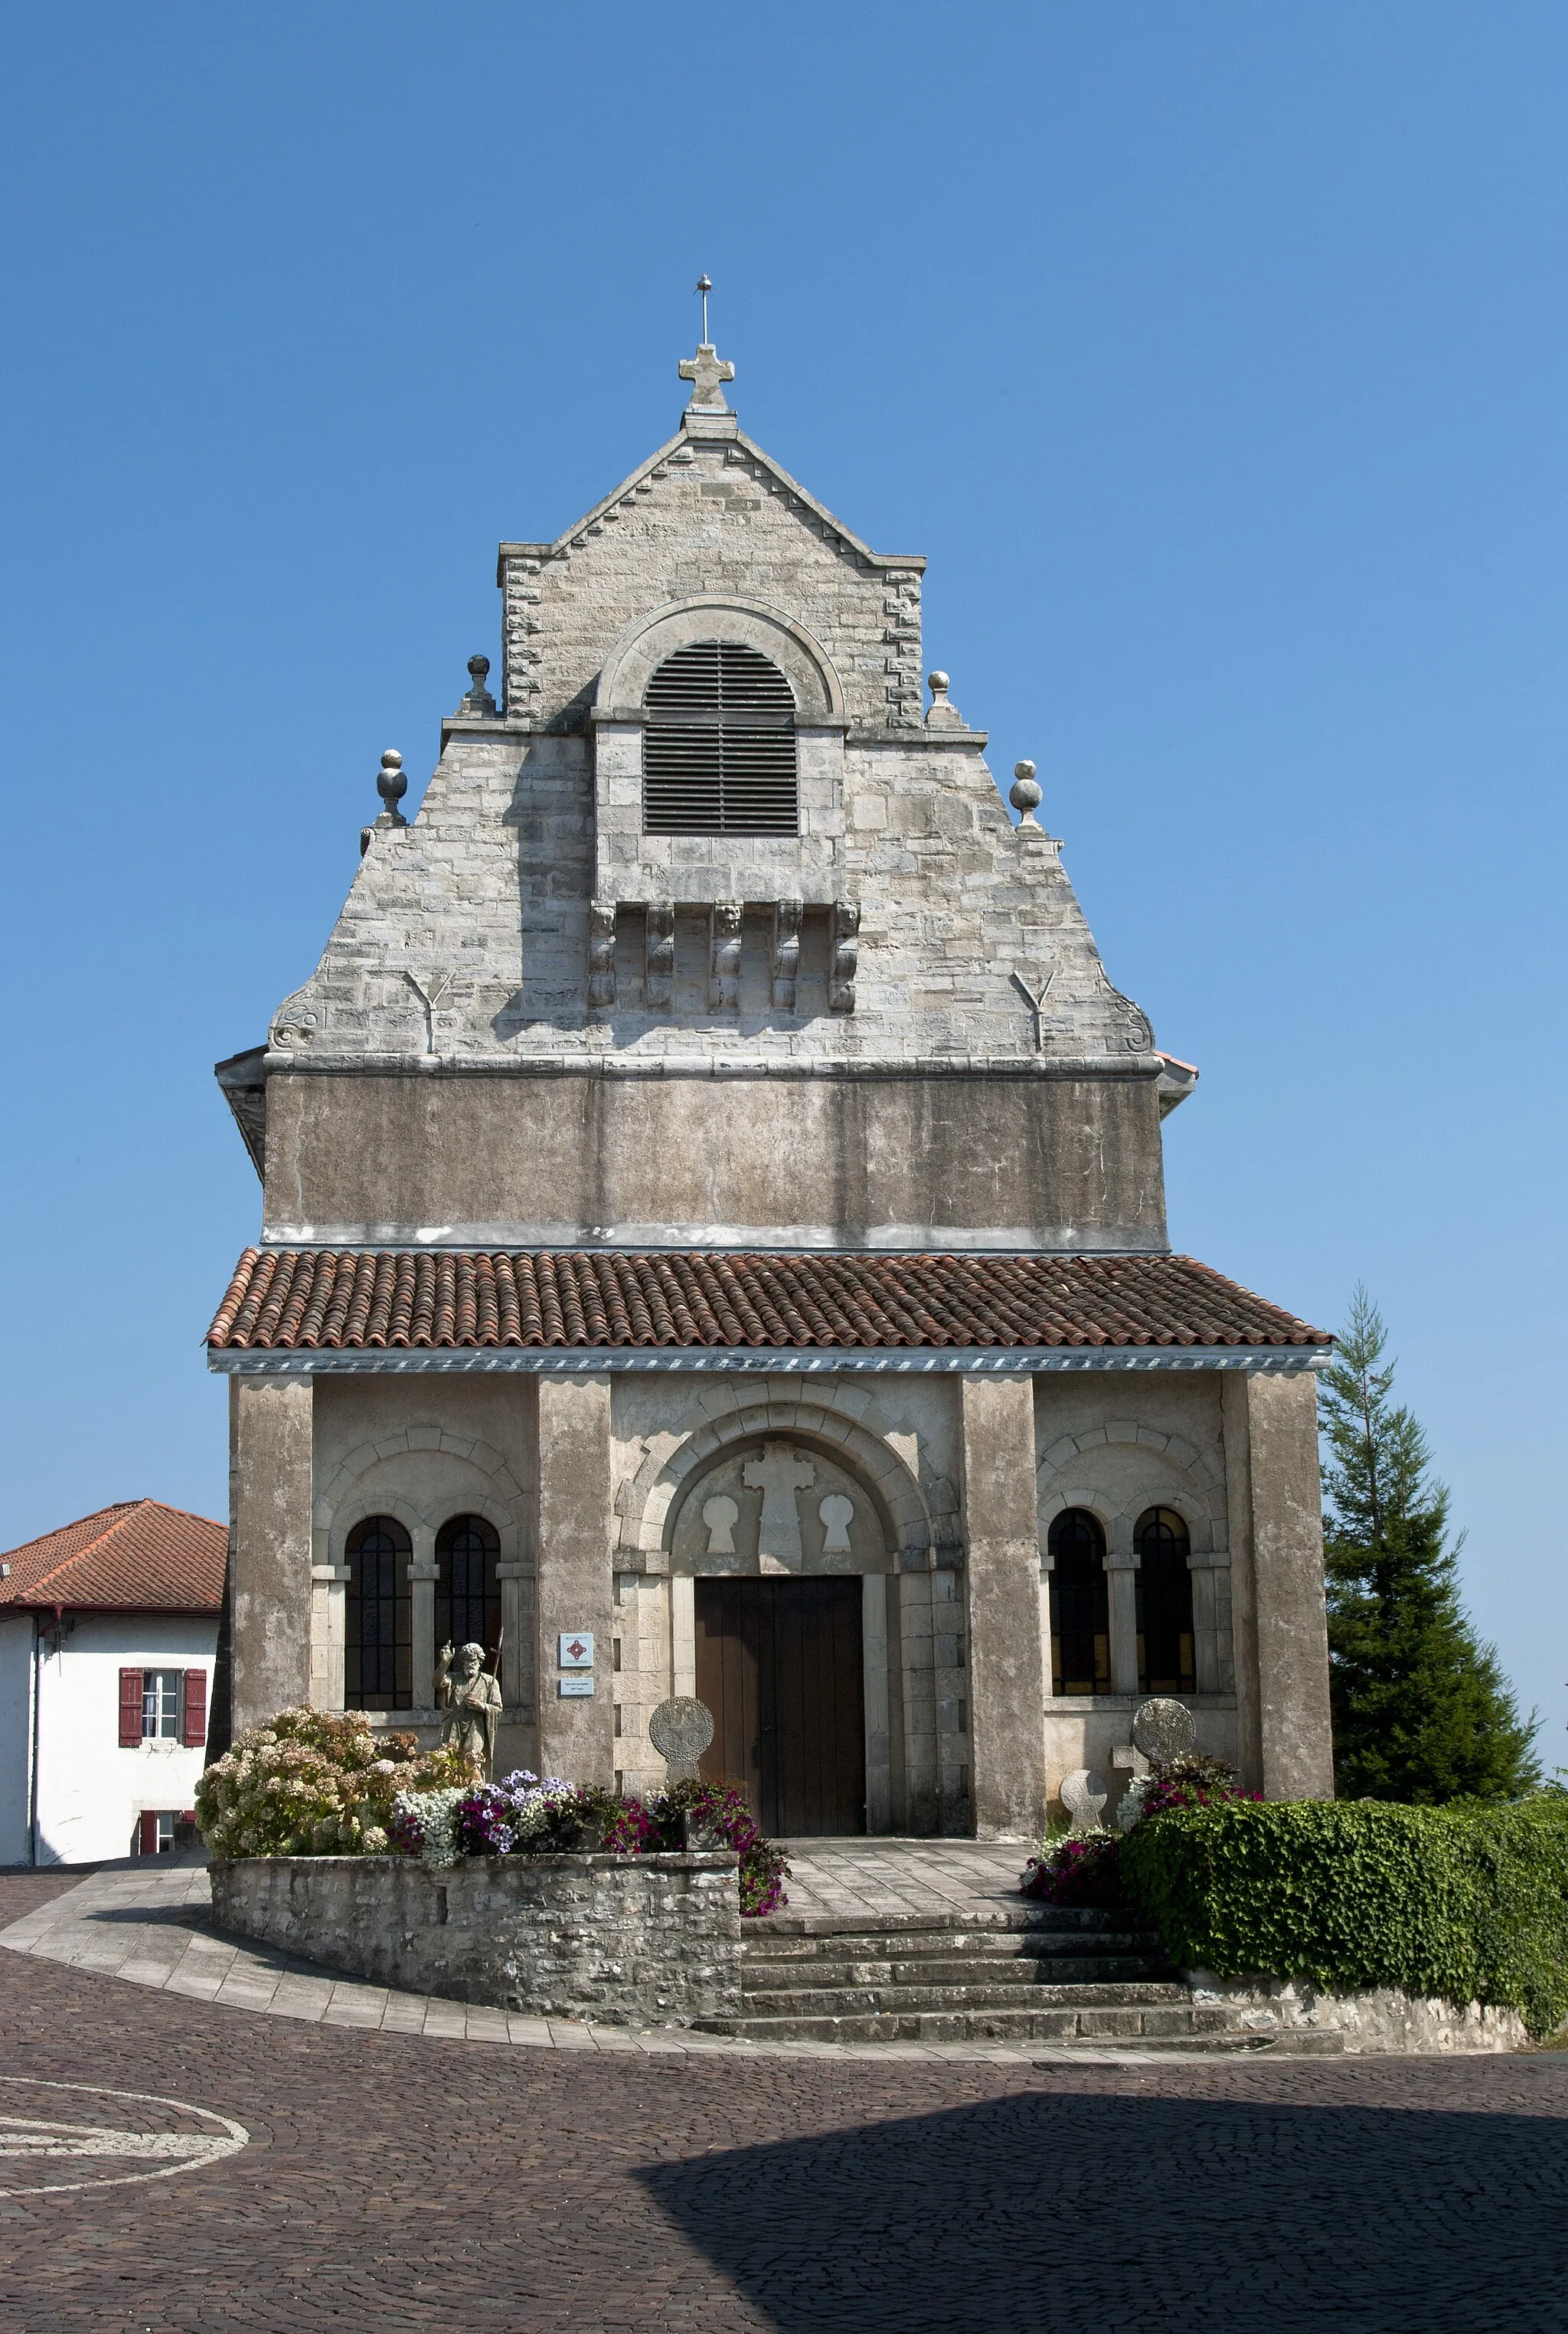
642,640,799,835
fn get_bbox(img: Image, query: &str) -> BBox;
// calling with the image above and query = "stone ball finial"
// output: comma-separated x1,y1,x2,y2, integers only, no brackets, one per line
924,670,964,731
377,749,407,812
1010,760,1043,816
468,654,490,682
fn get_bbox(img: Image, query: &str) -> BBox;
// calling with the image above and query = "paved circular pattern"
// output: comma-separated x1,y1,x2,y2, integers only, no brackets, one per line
0,2076,247,2200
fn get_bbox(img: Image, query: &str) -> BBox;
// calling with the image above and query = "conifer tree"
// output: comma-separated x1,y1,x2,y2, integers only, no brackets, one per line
1321,1286,1538,1803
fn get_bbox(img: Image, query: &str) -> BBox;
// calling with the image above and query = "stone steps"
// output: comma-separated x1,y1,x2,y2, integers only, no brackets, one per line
694,2002,1347,2050
742,1944,1166,1988
717,1907,1346,2054
741,1964,1176,2010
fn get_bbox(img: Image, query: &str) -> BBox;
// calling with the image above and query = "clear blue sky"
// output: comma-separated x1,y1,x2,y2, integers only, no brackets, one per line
2,5,1563,1763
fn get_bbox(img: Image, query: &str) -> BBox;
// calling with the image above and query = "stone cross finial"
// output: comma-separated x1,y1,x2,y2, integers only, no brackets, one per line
459,654,496,716
679,342,735,412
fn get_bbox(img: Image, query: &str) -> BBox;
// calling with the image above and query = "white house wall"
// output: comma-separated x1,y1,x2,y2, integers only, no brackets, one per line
0,1613,34,1865
27,1614,216,1866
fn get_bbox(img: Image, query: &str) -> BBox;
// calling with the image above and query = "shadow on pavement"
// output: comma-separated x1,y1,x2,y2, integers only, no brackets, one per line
637,2086,1568,2332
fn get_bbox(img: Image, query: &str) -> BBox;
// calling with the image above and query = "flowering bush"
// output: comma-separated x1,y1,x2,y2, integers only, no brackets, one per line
1021,1832,1124,1907
635,1780,792,1917
1021,1755,1253,1907
205,1711,789,1917
195,1708,476,1858
1135,1754,1256,1822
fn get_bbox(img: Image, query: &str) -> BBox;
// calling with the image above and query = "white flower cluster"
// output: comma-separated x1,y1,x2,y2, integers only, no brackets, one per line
395,1785,467,1869
508,1780,574,1841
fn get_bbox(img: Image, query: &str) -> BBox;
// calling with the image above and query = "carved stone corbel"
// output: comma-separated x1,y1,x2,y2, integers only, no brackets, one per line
772,899,802,1011
586,901,616,1009
830,901,860,1013
645,903,674,1011
709,902,742,1012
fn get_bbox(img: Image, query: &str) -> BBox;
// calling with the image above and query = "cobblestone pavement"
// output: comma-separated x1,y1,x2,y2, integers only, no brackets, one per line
0,1872,1565,2330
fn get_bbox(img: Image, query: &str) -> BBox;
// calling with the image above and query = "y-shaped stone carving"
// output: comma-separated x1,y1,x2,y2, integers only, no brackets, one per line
743,1442,816,1568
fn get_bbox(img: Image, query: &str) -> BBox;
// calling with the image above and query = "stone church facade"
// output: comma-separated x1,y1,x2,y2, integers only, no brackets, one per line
208,335,1334,1839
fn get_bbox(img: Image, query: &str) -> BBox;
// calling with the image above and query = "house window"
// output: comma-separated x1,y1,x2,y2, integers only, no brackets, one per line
435,1514,501,1658
119,1668,207,1747
642,639,799,835
345,1516,413,1710
1135,1506,1195,1694
143,1671,181,1739
1048,1510,1111,1696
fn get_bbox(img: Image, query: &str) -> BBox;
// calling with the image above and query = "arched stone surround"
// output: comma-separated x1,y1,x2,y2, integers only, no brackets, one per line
1036,1417,1236,1816
593,594,847,724
311,1427,531,1719
609,1378,967,1837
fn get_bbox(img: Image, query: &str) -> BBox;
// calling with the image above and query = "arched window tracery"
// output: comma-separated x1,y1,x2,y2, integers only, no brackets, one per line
1135,1505,1195,1694
1048,1509,1111,1696
435,1514,501,1657
345,1516,412,1710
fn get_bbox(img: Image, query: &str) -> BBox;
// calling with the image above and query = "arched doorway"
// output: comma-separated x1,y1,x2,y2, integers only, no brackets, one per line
696,1576,866,1835
674,1436,881,1836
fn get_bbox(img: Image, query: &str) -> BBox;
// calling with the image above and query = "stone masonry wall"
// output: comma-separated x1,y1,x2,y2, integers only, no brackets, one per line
209,1852,742,2026
501,424,924,734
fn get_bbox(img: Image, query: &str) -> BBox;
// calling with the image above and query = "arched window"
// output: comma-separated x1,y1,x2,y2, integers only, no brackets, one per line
436,1514,501,1657
642,640,798,835
1135,1506,1195,1694
1048,1509,1111,1696
345,1517,411,1711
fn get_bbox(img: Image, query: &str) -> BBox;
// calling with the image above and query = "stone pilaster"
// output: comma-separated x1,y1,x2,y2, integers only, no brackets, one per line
534,1376,616,1787
230,1375,315,1734
409,1532,439,1712
1107,1514,1139,1695
308,1563,350,1710
959,1375,1047,1839
1222,1370,1334,1800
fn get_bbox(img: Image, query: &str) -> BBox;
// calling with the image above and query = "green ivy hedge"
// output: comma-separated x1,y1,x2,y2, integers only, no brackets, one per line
1118,1794,1568,2039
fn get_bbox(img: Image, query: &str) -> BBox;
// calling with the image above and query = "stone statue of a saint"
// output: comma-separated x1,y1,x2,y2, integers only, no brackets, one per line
436,1640,502,1780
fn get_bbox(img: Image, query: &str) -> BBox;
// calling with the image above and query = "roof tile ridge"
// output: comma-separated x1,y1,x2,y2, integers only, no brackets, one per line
21,1500,154,1602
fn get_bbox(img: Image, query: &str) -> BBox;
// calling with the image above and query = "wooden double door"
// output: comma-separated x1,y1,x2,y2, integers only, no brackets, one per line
695,1576,866,1836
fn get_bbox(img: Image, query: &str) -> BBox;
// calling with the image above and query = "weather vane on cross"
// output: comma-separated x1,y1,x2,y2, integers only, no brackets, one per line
679,273,735,412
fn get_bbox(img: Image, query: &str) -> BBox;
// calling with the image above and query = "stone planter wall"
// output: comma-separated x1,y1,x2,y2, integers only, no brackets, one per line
209,1853,742,2027
1186,1970,1529,2053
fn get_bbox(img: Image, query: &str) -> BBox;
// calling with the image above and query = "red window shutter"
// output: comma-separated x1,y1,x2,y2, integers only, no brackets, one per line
119,1669,145,1748
139,1811,158,1855
181,1669,207,1748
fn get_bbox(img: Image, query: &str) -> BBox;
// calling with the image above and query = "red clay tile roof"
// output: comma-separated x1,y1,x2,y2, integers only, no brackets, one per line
0,1501,227,1613
208,1248,1328,1354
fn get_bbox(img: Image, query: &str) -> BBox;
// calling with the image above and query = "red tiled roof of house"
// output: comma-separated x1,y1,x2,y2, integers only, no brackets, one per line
0,1500,227,1613
208,1247,1329,1354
